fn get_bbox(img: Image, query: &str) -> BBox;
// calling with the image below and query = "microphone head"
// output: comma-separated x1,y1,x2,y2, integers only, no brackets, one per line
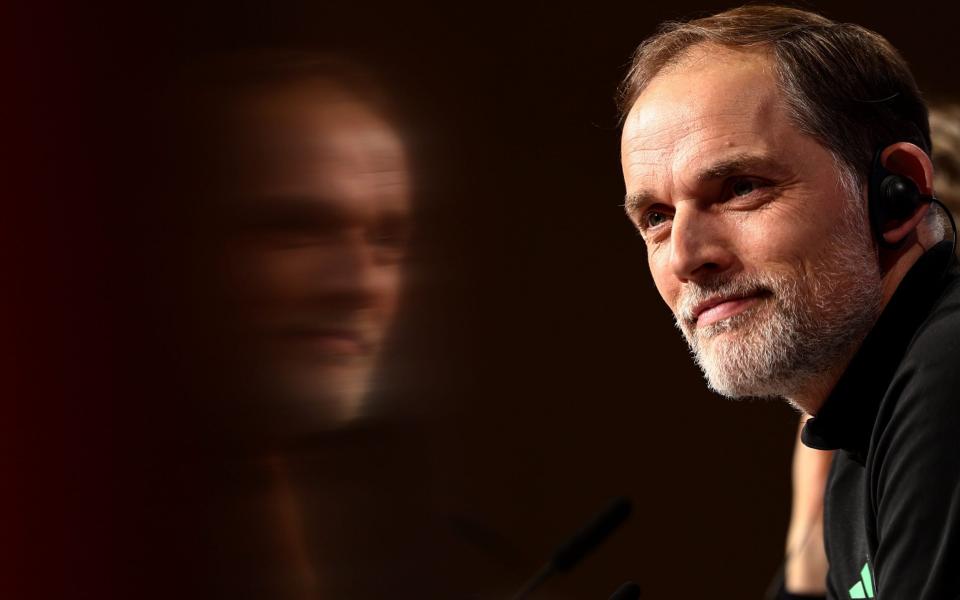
551,496,632,572
609,581,641,600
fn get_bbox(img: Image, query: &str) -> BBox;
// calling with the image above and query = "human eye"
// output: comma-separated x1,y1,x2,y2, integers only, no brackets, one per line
644,210,670,228
731,178,759,196
637,207,673,239
723,177,774,206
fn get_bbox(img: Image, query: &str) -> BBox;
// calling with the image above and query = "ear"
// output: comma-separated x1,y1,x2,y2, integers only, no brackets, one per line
879,142,934,245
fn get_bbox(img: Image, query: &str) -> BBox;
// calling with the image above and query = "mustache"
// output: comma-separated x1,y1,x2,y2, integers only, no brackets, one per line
676,273,776,324
266,314,383,345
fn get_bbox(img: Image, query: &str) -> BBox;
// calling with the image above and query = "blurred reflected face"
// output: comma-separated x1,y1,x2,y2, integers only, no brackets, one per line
620,46,881,399
218,83,411,428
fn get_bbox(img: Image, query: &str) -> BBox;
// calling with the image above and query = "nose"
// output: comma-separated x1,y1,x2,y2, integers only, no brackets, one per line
668,205,737,283
315,228,382,307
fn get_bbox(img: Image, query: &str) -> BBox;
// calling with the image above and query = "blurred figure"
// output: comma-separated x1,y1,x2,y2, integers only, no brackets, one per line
930,102,960,233
124,52,469,600
164,53,413,442
221,85,410,428
777,420,833,598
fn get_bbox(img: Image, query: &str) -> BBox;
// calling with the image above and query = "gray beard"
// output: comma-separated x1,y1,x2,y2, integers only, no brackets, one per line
675,200,883,400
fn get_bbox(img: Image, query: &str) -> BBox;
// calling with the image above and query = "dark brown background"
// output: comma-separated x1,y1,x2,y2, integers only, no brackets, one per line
6,1,960,599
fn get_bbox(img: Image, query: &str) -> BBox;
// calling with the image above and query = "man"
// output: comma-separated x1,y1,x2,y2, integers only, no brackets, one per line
167,53,414,440
134,54,442,600
213,59,411,435
618,6,960,599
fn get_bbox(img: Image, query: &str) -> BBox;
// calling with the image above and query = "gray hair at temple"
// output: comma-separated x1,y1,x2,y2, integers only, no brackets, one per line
617,5,930,199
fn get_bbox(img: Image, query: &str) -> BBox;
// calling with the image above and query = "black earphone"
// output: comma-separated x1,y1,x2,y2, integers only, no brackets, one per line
868,146,958,254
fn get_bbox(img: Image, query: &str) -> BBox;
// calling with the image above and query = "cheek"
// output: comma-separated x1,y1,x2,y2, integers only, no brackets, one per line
734,207,824,269
228,246,323,307
647,250,680,312
260,252,313,296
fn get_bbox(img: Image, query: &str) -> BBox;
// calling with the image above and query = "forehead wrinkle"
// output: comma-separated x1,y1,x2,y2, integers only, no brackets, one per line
625,118,788,198
623,108,767,174
624,62,784,153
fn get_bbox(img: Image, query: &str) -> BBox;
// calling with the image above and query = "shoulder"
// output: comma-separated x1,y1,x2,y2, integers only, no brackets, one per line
906,274,960,359
860,266,960,599
870,277,960,487
889,273,960,398
871,274,960,483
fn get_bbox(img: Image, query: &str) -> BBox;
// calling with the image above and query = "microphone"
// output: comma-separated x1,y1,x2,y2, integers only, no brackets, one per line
510,496,632,600
608,581,641,600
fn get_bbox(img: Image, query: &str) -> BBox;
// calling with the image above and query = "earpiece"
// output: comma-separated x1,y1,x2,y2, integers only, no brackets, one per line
879,175,923,219
868,146,934,247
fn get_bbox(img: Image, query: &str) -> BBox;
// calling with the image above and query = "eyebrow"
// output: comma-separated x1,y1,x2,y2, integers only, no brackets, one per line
623,189,657,217
623,152,785,216
695,152,783,183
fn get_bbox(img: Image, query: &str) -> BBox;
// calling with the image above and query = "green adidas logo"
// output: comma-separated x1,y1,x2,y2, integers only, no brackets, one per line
849,562,875,599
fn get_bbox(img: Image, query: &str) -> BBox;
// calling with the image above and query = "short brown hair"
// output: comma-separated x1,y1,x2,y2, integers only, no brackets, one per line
617,5,930,187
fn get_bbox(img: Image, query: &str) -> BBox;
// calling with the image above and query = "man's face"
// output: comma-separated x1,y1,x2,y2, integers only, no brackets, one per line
216,84,411,430
620,45,882,399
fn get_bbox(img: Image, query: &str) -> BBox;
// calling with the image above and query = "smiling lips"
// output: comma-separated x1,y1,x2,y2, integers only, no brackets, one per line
692,294,765,328
277,325,376,357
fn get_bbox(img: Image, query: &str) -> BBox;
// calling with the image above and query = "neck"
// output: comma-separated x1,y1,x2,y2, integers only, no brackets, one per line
787,342,863,415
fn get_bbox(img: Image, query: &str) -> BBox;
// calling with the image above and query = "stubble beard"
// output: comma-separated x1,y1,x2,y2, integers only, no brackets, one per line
675,194,883,400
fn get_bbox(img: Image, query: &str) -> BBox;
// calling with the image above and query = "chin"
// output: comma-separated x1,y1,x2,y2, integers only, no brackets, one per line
233,360,377,442
704,373,782,400
287,364,374,428
693,326,794,400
